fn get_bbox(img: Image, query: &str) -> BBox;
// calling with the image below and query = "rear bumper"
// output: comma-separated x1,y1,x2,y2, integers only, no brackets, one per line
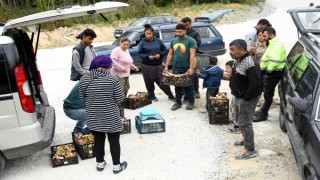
201,48,226,56
1,106,55,159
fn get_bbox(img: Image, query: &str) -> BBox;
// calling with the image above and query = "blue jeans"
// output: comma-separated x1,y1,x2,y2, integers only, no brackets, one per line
63,108,90,134
172,67,195,104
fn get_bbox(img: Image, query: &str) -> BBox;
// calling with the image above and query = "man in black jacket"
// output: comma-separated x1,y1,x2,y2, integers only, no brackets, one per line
229,39,261,160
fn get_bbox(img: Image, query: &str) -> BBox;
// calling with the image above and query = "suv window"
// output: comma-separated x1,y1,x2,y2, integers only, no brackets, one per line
0,53,11,95
287,42,304,71
152,18,165,24
164,17,175,23
193,26,216,38
291,52,310,84
161,30,175,43
295,64,317,99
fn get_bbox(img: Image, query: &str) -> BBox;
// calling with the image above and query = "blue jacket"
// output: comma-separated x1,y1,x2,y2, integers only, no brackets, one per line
198,65,223,88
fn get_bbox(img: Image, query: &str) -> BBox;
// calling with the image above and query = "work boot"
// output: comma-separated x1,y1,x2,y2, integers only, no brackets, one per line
171,103,182,111
253,112,268,122
186,102,194,110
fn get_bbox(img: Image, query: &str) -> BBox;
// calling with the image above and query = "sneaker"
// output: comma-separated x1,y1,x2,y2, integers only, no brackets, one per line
171,103,182,111
168,95,176,101
150,96,158,102
234,136,245,146
96,161,106,171
253,112,268,122
199,108,207,113
113,161,128,174
235,149,257,160
195,91,200,99
186,102,194,110
254,109,262,116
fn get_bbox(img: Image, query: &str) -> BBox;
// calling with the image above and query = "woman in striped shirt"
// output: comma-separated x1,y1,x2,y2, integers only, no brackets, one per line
79,55,127,173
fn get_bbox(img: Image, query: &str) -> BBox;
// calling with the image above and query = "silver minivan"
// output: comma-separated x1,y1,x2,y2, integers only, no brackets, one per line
0,1,128,173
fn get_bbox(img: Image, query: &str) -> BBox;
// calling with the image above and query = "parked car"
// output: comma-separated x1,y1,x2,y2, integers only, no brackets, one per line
279,7,320,180
114,15,177,38
0,1,128,173
96,9,233,67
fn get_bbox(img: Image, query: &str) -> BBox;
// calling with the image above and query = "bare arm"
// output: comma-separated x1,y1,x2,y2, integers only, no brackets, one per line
164,49,173,71
188,48,196,74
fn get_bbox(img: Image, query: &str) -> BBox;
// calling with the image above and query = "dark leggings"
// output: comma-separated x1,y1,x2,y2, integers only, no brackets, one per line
92,131,121,165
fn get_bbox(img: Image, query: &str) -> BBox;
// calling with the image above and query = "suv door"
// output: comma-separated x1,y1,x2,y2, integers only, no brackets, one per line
292,63,320,177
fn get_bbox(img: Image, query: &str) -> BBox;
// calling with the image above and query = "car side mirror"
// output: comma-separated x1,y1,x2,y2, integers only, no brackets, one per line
288,97,308,113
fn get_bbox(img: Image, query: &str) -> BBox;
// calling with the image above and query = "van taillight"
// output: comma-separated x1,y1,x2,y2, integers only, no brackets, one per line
14,64,35,113
31,48,42,84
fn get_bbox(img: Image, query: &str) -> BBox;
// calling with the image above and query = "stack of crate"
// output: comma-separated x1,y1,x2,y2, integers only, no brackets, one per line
208,92,229,124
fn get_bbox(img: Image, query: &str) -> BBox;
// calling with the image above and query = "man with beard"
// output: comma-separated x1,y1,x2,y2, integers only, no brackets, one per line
181,17,202,99
229,39,261,159
164,23,197,111
254,27,286,122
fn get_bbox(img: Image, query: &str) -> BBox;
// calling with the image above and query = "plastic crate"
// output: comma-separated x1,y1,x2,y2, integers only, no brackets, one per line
209,111,229,124
161,73,193,87
72,132,95,160
51,143,78,167
123,92,152,110
120,117,131,134
135,116,165,134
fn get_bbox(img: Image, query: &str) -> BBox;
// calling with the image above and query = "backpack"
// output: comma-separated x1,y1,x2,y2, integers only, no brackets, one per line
70,44,86,81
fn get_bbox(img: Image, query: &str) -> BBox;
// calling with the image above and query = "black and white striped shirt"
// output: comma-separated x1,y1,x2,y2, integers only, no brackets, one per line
79,69,124,133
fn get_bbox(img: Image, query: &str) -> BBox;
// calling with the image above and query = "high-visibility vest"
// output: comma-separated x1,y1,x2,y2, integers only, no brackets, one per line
260,37,287,73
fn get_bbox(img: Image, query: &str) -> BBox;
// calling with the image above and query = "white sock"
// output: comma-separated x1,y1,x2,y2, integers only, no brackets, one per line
113,164,121,170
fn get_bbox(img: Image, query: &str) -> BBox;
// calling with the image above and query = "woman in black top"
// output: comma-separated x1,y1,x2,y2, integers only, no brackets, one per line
137,24,175,101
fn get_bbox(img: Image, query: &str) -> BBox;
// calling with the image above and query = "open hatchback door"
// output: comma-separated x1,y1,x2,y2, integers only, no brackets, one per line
3,1,128,32
288,7,320,36
195,9,233,23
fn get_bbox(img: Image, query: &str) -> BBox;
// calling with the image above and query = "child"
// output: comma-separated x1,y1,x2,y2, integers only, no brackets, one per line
223,60,234,80
196,56,223,112
224,60,239,133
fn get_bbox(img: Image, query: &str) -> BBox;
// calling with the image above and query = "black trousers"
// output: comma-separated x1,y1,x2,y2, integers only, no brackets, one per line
260,76,281,113
194,75,199,92
92,131,121,165
141,64,173,98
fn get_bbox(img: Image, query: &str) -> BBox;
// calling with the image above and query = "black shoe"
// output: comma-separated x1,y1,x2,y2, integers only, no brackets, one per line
253,112,268,122
171,103,182,111
168,95,176,101
254,109,262,116
150,96,158,102
186,102,194,110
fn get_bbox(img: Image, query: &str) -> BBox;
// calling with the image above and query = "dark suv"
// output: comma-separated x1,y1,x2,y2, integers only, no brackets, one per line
114,15,177,38
96,10,233,67
279,7,320,180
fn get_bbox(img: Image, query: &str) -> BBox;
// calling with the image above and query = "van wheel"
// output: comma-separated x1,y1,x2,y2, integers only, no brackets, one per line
279,111,287,132
0,153,5,173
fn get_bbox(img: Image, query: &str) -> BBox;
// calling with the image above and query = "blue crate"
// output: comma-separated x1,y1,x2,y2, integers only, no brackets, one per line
135,116,165,134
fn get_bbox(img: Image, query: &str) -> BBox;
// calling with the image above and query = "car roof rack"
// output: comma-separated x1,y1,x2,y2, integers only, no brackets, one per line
306,32,320,45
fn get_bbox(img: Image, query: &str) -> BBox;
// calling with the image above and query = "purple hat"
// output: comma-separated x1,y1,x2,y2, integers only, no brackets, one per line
89,55,112,70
